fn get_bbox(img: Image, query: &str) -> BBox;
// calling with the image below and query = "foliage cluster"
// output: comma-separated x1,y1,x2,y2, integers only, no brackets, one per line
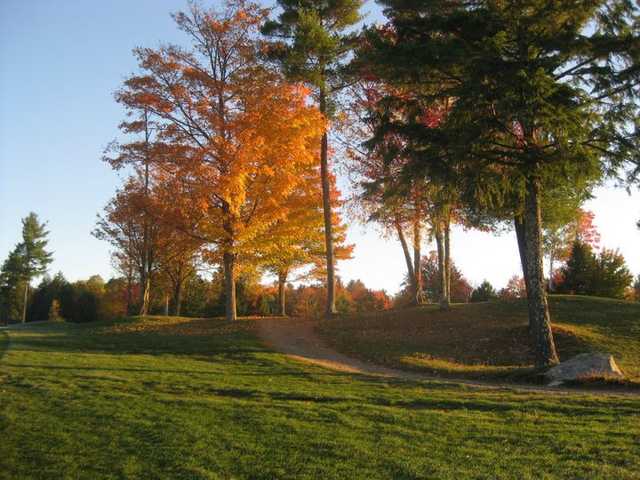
556,241,634,299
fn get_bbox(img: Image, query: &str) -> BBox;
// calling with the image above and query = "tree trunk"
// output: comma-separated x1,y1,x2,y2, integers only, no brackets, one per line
319,89,336,318
173,281,183,317
139,112,152,317
394,217,417,301
139,273,150,316
164,294,169,316
412,215,425,304
278,270,287,317
548,254,555,292
22,282,29,323
523,175,559,368
514,215,535,330
435,223,449,310
126,266,133,315
444,214,452,306
223,252,237,321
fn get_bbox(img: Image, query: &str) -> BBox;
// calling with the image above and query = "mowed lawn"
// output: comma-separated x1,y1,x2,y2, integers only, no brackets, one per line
1,315,639,479
319,296,640,383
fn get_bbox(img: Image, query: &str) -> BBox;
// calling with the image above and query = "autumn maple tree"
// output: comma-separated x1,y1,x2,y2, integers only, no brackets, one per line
103,110,157,315
111,1,325,321
258,169,353,316
94,176,162,315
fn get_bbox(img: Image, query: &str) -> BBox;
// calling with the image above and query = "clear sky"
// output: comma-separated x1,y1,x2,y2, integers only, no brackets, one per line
1,0,639,295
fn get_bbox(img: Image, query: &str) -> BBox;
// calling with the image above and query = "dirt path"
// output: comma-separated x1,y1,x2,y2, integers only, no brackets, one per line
255,317,637,397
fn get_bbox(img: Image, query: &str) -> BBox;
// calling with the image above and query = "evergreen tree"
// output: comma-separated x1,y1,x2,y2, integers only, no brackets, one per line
470,281,498,303
262,0,363,317
29,272,69,322
360,0,639,367
0,213,53,323
557,242,597,296
0,248,26,323
18,213,54,322
557,242,632,299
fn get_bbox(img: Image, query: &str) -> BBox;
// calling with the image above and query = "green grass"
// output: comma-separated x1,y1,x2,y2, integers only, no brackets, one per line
319,295,640,383
1,314,640,479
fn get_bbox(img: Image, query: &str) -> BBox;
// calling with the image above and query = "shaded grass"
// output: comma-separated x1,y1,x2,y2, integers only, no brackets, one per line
0,314,639,479
319,296,640,383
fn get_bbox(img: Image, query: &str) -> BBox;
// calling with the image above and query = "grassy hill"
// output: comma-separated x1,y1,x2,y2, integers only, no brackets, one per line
319,295,640,383
1,313,639,479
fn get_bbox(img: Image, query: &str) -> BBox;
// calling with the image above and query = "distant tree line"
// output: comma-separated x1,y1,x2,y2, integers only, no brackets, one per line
7,270,390,324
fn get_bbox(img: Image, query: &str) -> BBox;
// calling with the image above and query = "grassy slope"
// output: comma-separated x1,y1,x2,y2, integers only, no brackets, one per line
319,296,640,382
0,315,639,479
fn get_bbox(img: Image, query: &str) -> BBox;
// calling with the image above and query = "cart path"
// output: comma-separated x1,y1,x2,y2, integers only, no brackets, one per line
255,317,637,397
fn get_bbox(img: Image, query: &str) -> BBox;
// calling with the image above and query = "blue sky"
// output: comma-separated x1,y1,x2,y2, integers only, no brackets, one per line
1,0,639,294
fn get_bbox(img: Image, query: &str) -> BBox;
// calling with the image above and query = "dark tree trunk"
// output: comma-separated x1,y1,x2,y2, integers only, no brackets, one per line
140,112,152,317
126,265,133,315
523,175,559,368
394,217,417,301
278,270,287,316
223,252,237,321
444,215,451,306
319,89,336,318
412,215,425,304
514,215,535,330
22,282,29,323
173,281,183,317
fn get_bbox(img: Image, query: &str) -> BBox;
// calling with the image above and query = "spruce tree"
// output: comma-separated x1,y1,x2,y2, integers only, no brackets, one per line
262,0,363,317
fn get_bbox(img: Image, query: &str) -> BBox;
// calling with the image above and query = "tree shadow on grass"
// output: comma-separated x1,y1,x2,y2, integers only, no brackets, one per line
0,331,9,361
4,317,270,357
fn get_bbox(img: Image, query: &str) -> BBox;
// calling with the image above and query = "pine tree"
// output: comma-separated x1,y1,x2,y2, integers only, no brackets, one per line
360,0,639,367
1,213,54,323
0,248,26,323
558,241,598,296
262,0,363,317
470,281,497,303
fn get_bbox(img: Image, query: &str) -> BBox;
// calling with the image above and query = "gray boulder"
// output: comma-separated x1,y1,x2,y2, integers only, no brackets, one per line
544,352,624,386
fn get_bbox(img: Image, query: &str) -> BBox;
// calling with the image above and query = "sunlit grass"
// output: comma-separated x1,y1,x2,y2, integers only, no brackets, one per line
1,313,639,479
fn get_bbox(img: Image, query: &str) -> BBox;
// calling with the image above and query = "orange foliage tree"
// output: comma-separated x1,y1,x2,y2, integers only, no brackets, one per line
94,176,162,315
113,2,325,321
257,169,353,316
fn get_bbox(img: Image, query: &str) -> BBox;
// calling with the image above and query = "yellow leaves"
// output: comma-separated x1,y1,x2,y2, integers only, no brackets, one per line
113,1,340,280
